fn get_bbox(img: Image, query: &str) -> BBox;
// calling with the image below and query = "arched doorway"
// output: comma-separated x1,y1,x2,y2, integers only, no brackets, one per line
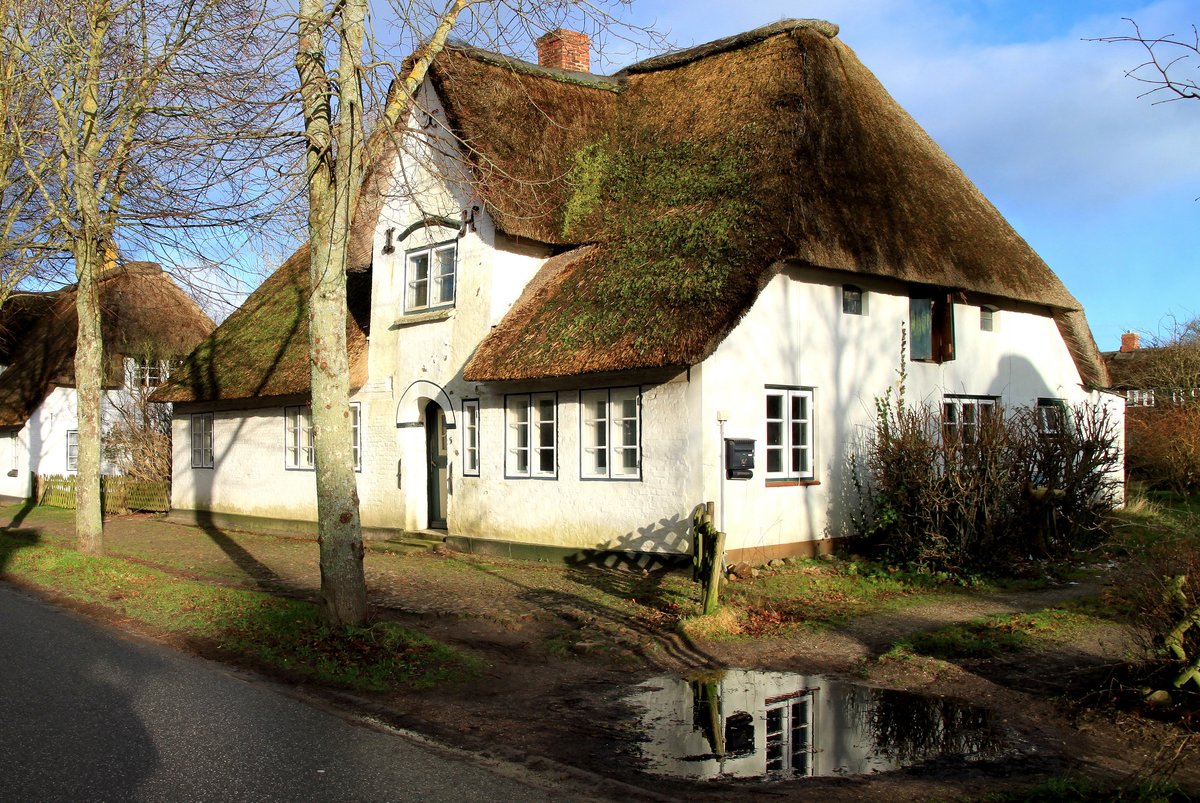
424,400,448,530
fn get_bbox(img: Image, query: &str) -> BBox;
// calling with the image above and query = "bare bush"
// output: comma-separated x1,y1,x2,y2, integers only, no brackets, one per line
851,388,1121,577
1110,532,1200,691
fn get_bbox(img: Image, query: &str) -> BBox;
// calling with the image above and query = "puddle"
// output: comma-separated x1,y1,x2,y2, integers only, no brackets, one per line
626,670,1025,781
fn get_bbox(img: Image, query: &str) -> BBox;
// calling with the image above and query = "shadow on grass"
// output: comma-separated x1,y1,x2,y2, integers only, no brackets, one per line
0,528,40,575
193,511,286,592
7,496,38,528
447,544,719,668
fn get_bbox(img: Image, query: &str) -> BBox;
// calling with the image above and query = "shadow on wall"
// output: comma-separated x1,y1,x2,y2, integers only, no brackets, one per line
828,349,1070,541
562,513,693,571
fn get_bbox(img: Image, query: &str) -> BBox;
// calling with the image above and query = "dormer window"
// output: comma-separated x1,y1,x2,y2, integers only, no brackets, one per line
841,285,865,315
405,242,457,313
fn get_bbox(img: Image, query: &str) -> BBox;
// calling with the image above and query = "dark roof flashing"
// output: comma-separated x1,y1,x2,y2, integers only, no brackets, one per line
443,40,621,92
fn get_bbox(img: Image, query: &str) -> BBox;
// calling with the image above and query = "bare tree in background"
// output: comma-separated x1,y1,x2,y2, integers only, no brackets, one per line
1095,18,1200,104
296,1,659,625
2,0,295,554
0,0,60,306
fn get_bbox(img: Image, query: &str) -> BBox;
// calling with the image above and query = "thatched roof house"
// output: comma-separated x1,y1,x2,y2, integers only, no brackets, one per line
159,18,1107,405
151,246,370,403
409,19,1105,387
0,262,214,428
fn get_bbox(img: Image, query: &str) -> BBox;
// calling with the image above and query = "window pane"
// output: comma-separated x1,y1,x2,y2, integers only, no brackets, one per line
910,298,933,360
767,420,783,449
435,247,455,304
766,394,783,421
409,253,429,309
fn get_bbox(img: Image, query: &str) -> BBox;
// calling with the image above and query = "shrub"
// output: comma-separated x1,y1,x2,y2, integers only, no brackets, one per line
1109,531,1200,685
851,382,1121,577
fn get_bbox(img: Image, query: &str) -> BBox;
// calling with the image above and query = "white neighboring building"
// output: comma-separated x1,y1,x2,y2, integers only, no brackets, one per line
0,263,214,503
156,20,1122,563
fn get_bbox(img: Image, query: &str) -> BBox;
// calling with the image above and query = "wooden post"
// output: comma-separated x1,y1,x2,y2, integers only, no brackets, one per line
703,530,725,615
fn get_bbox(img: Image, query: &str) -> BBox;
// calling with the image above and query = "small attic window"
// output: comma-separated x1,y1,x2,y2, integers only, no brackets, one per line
980,305,997,332
842,285,865,316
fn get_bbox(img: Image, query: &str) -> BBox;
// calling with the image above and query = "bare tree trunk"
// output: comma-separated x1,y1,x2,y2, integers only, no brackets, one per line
72,235,103,553
70,1,111,555
297,0,367,626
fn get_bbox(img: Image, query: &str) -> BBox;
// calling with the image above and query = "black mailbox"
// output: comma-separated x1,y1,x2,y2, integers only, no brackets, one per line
725,438,755,480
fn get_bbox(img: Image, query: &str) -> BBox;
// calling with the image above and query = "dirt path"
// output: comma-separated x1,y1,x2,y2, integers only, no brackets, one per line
3,507,1197,800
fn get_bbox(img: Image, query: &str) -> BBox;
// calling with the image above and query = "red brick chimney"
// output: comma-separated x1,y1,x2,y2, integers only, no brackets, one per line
1120,332,1140,352
536,29,590,72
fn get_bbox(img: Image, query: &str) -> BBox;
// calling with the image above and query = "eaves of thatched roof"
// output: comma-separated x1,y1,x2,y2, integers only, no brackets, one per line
151,245,369,404
416,19,1106,387
0,263,215,428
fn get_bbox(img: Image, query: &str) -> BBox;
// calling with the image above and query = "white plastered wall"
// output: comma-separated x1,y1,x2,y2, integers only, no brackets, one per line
699,264,1125,556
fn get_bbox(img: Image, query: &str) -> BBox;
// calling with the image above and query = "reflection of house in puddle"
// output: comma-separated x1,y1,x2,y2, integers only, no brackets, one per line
628,670,1014,781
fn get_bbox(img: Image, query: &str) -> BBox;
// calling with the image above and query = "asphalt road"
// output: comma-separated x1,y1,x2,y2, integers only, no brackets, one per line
0,582,565,802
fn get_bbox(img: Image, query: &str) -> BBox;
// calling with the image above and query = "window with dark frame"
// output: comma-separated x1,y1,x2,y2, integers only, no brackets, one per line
841,285,864,315
191,412,214,468
910,293,955,362
1036,398,1067,436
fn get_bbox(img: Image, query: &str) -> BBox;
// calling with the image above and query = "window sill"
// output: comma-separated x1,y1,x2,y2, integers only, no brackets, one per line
392,308,454,329
766,479,820,488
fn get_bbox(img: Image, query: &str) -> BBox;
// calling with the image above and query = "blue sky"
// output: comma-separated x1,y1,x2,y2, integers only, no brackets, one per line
592,0,1198,351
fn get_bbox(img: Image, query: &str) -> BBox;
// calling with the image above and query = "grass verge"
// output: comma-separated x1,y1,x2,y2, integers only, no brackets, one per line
0,529,481,691
893,605,1114,660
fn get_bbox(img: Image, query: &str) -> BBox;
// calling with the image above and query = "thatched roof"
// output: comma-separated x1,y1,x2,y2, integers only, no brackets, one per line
0,263,215,428
151,245,370,403
409,19,1107,387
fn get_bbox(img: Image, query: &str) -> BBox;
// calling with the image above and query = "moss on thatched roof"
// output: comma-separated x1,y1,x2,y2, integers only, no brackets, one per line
435,20,1104,386
151,245,369,403
0,263,215,428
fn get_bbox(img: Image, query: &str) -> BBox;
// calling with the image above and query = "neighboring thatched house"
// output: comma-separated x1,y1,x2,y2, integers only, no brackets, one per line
155,20,1123,562
0,262,214,502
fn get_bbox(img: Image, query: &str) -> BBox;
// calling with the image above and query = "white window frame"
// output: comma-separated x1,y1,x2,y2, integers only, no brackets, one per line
404,241,457,313
765,387,815,482
66,430,78,473
580,387,641,480
980,305,998,332
505,392,557,478
765,691,815,776
285,405,315,470
942,396,998,443
1036,398,1067,436
8,431,17,473
462,399,480,477
286,403,361,471
191,412,214,469
350,403,362,472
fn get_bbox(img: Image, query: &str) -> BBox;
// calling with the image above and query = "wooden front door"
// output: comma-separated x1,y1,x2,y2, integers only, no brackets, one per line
425,401,448,530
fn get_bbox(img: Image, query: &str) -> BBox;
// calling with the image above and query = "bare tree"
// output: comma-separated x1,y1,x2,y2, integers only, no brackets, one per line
2,0,294,554
1094,18,1200,104
296,1,657,625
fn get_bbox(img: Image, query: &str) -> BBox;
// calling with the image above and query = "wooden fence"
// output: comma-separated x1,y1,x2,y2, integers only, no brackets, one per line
36,475,170,514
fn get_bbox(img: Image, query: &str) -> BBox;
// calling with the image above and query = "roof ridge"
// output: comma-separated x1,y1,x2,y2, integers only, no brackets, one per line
443,41,622,92
615,19,839,76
